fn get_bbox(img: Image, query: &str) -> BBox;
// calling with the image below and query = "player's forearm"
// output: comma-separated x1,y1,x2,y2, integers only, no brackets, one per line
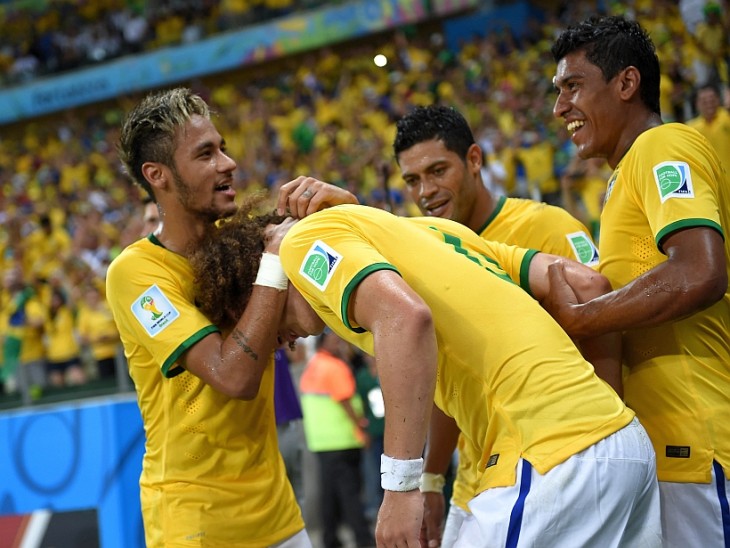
185,284,286,399
376,311,437,461
570,263,722,338
220,285,287,396
424,405,460,474
560,261,624,396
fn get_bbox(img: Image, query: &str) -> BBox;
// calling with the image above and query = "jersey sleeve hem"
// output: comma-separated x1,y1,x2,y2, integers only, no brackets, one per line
520,249,540,298
341,263,400,332
161,324,220,378
656,219,724,252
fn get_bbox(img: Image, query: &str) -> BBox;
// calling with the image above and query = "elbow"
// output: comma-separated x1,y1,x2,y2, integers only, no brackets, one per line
673,270,728,319
408,302,436,338
588,273,614,300
573,271,614,302
696,270,728,310
228,377,263,401
211,373,263,400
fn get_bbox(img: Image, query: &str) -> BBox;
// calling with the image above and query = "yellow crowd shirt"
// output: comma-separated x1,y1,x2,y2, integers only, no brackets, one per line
45,304,80,363
600,123,730,483
76,302,120,361
106,235,303,547
448,196,599,510
686,108,730,162
19,298,46,363
280,205,633,493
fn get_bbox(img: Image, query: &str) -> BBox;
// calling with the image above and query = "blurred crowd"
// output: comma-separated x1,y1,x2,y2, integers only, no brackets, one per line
1,0,729,399
0,0,336,86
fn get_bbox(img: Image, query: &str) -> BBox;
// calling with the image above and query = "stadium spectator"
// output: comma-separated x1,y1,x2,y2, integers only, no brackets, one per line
140,196,161,237
274,345,307,508
45,284,86,388
354,350,385,524
549,15,730,546
0,266,48,399
685,82,730,157
76,282,121,381
299,329,374,548
690,2,728,86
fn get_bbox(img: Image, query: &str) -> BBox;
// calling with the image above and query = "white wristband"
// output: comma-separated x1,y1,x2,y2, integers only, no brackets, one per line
419,472,446,493
380,454,423,492
254,252,288,291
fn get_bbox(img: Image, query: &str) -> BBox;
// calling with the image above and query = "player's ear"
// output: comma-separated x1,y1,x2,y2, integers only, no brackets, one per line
617,66,641,102
142,161,169,193
466,143,483,174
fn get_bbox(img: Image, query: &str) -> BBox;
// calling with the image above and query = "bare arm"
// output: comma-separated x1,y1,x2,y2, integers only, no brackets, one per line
529,253,623,396
349,270,438,547
178,220,295,400
544,227,727,338
276,175,359,218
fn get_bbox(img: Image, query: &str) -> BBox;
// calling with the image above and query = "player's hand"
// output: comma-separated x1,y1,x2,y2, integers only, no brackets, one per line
276,176,358,218
263,218,296,254
376,490,423,547
420,492,445,547
542,262,582,335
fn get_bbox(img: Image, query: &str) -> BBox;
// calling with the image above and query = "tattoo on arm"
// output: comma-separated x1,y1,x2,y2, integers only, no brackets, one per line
231,328,259,361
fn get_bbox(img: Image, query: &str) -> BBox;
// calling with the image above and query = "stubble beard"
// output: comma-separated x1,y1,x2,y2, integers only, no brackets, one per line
171,167,233,224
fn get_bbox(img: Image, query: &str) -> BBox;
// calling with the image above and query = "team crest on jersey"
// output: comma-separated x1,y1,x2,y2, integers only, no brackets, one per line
653,161,694,203
566,232,599,266
300,240,342,291
131,284,180,337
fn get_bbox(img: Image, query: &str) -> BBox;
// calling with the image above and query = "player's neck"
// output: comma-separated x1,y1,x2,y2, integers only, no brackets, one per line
155,216,210,257
467,186,497,233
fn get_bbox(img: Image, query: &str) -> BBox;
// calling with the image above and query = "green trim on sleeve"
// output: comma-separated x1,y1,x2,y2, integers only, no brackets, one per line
161,325,220,378
476,195,506,235
656,219,724,253
341,263,400,333
520,249,540,299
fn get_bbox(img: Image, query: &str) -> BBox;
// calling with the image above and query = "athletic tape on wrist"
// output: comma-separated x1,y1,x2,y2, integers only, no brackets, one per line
380,454,423,492
419,472,446,493
254,253,288,291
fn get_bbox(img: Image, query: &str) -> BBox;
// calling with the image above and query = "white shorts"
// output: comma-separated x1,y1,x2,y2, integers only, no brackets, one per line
659,461,730,547
270,528,312,548
442,503,469,548
455,418,662,547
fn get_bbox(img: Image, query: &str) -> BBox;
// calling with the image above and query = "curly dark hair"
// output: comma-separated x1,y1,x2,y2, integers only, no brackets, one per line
189,194,286,330
551,15,660,115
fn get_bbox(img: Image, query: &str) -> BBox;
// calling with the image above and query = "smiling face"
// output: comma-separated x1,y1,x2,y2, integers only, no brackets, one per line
278,285,326,345
553,50,626,166
398,139,482,225
167,114,238,223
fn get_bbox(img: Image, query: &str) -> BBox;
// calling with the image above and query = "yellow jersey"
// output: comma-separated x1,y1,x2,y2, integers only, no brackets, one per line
448,196,598,509
281,205,633,493
600,123,730,483
106,235,303,547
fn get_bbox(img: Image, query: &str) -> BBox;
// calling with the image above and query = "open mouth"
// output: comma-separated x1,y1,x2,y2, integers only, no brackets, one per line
423,199,449,217
566,120,585,134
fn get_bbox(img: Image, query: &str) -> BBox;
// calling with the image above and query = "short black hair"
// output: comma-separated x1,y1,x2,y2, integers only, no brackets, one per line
551,15,661,115
393,105,476,162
